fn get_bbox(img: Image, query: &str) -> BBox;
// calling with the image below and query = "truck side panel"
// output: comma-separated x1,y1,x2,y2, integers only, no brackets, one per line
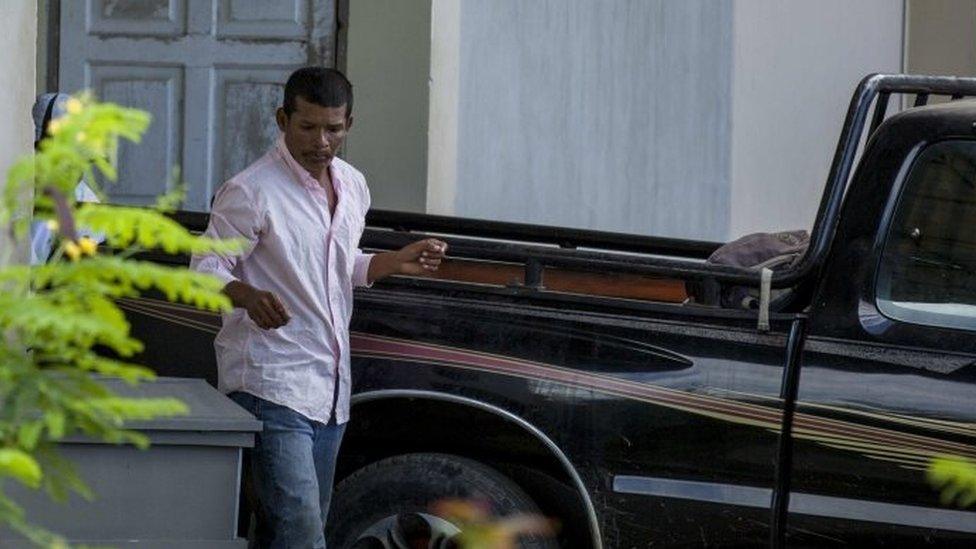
349,286,790,547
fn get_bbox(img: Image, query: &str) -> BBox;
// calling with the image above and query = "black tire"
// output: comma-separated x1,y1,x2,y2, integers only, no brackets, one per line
503,465,591,549
326,453,559,549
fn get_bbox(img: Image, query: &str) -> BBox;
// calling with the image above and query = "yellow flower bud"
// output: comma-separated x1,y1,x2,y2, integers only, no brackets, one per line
76,131,86,143
65,97,83,115
45,219,59,232
78,237,98,256
64,241,81,261
47,119,62,135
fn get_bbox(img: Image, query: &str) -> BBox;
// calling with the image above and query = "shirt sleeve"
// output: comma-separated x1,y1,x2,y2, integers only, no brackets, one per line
351,171,375,288
74,180,100,203
29,220,53,265
352,251,374,288
74,179,106,245
189,180,263,286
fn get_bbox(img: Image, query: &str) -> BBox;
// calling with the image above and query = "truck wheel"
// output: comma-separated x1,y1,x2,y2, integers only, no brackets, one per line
326,453,558,549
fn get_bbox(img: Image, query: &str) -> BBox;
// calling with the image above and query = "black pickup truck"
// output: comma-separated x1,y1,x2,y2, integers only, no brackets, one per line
127,74,976,548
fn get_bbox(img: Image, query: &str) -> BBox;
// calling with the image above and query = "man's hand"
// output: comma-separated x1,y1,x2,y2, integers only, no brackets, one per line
367,238,448,283
223,281,291,329
395,238,448,275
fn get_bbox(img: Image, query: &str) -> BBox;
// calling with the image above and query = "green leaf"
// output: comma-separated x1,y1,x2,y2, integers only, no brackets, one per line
75,203,242,256
928,455,976,508
0,448,43,488
36,445,93,503
17,422,44,450
44,411,66,440
154,170,186,213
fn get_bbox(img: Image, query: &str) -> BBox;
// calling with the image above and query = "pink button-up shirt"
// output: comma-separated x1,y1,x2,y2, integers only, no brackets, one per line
190,135,373,425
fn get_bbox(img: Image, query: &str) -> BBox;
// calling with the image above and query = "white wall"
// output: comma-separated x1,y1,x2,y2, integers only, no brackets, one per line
729,0,905,239
0,0,37,266
445,0,734,241
426,1,907,242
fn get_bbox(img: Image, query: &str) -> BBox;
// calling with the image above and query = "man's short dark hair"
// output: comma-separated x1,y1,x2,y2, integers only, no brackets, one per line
283,67,353,118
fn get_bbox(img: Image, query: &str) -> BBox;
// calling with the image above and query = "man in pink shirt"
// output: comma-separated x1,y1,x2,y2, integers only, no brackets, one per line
191,67,446,548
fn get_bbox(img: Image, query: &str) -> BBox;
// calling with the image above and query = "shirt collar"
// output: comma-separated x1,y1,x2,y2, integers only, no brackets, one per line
274,133,342,192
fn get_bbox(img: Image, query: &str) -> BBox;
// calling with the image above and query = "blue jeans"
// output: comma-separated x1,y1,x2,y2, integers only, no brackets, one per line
230,392,346,549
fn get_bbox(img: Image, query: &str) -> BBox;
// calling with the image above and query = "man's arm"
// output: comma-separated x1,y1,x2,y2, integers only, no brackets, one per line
190,181,289,330
366,238,448,284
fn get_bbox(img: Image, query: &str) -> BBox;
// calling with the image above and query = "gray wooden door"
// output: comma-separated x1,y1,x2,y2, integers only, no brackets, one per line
59,0,338,211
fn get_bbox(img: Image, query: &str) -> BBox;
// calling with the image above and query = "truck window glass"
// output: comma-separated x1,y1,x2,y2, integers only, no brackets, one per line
876,140,976,331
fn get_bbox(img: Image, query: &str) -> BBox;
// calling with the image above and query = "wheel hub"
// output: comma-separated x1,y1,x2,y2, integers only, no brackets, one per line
352,511,462,549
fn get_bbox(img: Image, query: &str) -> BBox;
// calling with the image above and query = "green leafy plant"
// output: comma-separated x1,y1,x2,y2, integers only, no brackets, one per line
0,93,239,547
928,455,976,508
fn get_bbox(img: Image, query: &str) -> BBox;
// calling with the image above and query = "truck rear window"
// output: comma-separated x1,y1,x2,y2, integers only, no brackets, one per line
876,140,976,331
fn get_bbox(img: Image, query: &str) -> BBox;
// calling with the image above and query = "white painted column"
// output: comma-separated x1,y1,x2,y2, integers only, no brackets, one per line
426,0,460,216
0,0,37,267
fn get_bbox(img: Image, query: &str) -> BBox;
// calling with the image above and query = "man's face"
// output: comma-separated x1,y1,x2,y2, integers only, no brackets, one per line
276,96,352,178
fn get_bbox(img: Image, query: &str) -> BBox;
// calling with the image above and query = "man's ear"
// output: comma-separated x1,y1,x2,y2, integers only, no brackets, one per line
345,115,354,132
275,108,288,132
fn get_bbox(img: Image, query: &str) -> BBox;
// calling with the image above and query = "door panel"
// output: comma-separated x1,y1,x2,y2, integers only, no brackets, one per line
787,343,976,546
213,67,294,187
59,0,337,211
89,0,186,36
216,0,309,40
88,64,183,205
790,136,976,545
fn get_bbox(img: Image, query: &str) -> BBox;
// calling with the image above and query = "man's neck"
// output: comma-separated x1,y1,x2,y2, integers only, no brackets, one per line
317,165,337,216
316,165,333,189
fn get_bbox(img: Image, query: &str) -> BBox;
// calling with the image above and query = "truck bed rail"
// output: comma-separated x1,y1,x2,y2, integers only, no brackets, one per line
362,75,976,292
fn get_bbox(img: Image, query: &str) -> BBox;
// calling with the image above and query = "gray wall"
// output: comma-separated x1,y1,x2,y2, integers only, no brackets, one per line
35,0,48,93
729,0,904,239
907,0,976,78
452,0,733,241
345,0,431,212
